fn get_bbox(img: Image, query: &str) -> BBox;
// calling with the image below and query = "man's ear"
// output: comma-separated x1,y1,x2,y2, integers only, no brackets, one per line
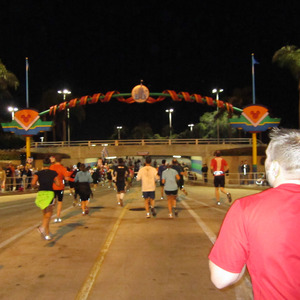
270,160,280,178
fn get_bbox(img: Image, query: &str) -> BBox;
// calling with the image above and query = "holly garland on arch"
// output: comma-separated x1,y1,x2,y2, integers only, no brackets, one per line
45,90,241,117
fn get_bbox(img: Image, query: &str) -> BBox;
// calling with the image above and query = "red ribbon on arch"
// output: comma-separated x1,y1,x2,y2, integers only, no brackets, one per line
68,98,78,108
49,89,235,115
192,94,204,104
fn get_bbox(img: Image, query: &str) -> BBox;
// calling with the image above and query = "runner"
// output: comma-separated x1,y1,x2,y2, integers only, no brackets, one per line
49,154,70,222
171,159,188,196
210,150,232,205
158,159,167,199
74,163,93,215
162,163,180,218
113,158,129,206
32,157,60,240
136,156,159,218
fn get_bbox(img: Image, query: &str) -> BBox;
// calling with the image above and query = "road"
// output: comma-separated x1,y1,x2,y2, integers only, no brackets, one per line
0,182,262,299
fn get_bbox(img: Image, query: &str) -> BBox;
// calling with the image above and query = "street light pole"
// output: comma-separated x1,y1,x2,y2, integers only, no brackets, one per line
212,88,223,143
117,126,122,140
58,89,71,144
165,108,174,138
8,106,18,120
188,124,194,131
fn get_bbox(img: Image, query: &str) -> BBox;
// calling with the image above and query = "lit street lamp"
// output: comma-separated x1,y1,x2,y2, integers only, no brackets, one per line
8,106,18,120
117,126,122,140
188,124,194,131
58,89,71,144
212,88,223,143
165,108,174,138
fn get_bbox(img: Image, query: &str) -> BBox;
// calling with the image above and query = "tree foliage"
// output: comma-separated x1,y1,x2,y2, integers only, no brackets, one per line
0,59,19,100
273,45,300,128
272,45,300,80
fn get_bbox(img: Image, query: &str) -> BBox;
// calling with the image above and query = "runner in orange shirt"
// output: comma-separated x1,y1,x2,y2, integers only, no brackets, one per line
49,154,70,222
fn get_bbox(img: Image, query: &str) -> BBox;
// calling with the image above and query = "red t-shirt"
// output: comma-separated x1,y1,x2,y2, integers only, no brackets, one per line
49,163,69,190
209,184,300,299
210,157,228,176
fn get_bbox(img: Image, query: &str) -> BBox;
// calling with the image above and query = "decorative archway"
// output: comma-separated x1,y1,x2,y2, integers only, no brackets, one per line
38,89,243,116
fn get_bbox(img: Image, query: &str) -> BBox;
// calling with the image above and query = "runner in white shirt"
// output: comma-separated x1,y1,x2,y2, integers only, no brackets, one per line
136,156,159,218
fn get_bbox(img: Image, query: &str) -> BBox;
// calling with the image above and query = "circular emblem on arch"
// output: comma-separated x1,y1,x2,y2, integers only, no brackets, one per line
131,83,149,103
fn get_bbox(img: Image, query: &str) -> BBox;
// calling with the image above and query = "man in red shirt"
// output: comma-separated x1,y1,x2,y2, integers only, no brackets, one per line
209,128,300,299
49,154,69,223
210,150,231,205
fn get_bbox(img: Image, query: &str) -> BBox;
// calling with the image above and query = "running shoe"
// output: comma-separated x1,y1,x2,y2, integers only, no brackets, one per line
54,218,62,223
82,211,85,215
146,212,151,218
217,201,221,205
169,213,173,218
174,208,178,217
227,193,232,203
37,227,52,240
37,226,45,237
151,207,156,217
44,235,52,241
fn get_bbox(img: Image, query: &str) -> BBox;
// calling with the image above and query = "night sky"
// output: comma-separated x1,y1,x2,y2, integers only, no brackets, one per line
1,1,300,140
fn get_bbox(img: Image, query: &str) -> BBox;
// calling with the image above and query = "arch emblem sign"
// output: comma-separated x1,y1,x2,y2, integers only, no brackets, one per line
229,105,280,132
131,83,149,103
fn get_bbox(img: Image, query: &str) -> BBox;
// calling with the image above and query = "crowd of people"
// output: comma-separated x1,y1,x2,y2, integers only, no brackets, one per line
9,128,300,298
30,155,193,241
0,163,34,192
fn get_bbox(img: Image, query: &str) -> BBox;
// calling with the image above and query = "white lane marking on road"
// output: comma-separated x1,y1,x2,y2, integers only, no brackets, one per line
0,202,34,210
0,193,37,203
0,224,40,249
76,204,128,300
0,205,74,250
181,200,217,244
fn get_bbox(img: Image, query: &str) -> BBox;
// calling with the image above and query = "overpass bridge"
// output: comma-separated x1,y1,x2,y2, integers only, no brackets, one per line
30,138,267,174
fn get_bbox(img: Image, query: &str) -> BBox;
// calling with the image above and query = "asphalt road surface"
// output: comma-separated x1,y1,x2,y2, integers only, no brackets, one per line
0,181,262,299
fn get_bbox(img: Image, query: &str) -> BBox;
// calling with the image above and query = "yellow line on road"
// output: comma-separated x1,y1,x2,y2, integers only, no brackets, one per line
76,204,128,300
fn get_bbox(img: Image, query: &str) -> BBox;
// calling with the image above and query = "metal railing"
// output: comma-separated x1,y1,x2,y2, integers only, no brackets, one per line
30,138,263,148
187,171,269,186
1,176,34,192
1,172,269,193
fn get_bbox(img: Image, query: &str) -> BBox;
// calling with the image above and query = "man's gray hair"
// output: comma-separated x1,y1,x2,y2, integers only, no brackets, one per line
269,128,300,171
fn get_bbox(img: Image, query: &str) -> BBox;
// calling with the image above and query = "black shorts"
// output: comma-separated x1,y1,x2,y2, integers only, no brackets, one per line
54,190,64,202
143,191,155,199
116,181,126,192
214,176,225,188
69,181,75,188
165,190,178,195
177,179,184,189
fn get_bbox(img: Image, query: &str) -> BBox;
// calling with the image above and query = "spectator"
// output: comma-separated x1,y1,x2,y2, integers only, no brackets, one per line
201,163,208,183
5,163,14,191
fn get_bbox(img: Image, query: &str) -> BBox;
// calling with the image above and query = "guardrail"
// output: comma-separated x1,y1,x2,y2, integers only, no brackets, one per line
1,171,268,193
31,138,262,148
187,171,269,186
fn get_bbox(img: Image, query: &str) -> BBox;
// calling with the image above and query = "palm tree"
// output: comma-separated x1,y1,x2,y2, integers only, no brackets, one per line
0,59,19,101
272,45,300,128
